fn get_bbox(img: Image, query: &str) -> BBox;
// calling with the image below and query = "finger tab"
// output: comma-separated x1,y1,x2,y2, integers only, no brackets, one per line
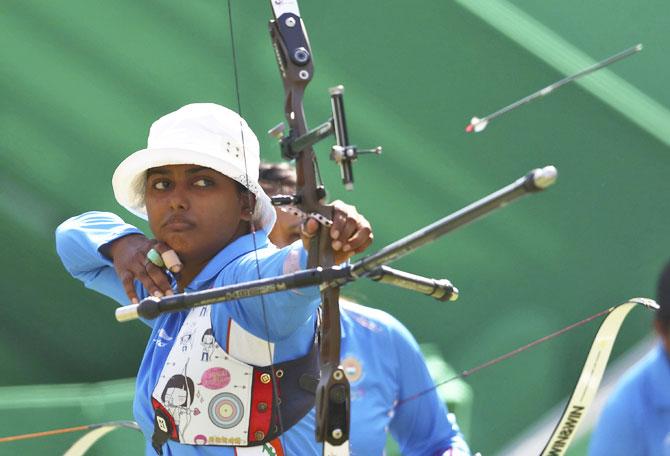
161,250,183,273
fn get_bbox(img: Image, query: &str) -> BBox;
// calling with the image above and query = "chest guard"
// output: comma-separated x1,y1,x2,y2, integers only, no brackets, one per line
150,306,318,454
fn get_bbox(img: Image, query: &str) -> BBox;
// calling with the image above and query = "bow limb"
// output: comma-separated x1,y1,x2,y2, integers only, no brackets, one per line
63,421,140,456
540,297,657,455
389,298,658,455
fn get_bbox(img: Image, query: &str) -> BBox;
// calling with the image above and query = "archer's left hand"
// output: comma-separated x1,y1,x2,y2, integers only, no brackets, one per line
301,200,373,264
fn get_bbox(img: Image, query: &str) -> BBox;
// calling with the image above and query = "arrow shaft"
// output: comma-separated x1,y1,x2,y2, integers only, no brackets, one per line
472,44,642,129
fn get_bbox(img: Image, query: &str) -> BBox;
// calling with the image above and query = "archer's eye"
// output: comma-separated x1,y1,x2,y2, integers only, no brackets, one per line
152,180,171,190
194,178,214,187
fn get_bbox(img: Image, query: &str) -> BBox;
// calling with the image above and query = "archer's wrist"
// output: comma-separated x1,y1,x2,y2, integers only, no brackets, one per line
101,233,147,261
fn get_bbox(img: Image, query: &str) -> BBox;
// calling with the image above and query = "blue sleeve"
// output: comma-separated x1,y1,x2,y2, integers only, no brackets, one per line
212,239,320,342
588,380,644,456
55,211,145,309
388,320,471,456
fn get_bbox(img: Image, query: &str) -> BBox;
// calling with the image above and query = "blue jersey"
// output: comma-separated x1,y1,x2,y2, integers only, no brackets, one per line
588,343,670,456
56,211,470,455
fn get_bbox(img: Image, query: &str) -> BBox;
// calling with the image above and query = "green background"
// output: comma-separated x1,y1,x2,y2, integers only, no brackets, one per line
1,0,667,454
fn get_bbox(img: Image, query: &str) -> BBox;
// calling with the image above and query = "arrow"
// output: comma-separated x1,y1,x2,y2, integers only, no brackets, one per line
465,44,642,133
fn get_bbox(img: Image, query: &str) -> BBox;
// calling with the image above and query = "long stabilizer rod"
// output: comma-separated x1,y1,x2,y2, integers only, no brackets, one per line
348,165,557,275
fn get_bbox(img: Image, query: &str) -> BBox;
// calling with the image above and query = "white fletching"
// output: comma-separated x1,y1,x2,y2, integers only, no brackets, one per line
471,117,488,133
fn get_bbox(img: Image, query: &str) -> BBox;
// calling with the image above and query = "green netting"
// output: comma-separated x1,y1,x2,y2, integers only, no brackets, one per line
0,378,144,455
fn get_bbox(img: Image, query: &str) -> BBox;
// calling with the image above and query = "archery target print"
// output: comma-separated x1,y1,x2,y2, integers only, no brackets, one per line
152,307,255,445
208,392,245,429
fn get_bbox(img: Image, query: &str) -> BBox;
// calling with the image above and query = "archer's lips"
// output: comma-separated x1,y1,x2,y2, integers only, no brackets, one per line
163,216,196,231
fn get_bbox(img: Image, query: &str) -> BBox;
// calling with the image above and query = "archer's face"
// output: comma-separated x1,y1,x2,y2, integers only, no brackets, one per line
145,164,253,264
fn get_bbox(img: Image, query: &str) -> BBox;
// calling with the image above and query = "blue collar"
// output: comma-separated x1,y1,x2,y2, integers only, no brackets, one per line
185,230,269,291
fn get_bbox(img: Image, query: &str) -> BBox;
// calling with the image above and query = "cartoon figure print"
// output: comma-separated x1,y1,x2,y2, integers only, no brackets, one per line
201,328,216,362
179,330,194,352
162,374,195,440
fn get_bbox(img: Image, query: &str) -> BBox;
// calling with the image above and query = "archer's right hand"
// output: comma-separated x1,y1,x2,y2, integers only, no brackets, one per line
106,234,179,303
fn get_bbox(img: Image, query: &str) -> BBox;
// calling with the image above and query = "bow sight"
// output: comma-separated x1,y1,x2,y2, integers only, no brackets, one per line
268,85,382,191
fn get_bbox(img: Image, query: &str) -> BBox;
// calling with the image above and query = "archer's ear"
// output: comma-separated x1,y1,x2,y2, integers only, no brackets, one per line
239,194,257,222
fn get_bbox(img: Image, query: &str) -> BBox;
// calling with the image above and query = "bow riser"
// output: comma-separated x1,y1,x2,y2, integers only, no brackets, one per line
270,1,352,450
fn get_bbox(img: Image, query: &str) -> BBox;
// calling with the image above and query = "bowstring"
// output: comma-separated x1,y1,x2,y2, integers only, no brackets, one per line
392,307,614,410
225,0,286,445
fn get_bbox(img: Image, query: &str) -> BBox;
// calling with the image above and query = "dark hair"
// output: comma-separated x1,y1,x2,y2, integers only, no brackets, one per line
202,328,213,341
235,180,251,195
655,261,670,330
259,162,296,195
161,374,195,406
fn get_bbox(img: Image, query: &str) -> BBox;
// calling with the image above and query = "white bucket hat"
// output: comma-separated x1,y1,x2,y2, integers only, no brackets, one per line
112,103,276,232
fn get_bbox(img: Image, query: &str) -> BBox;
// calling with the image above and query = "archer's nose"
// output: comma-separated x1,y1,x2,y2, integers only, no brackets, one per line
168,187,190,211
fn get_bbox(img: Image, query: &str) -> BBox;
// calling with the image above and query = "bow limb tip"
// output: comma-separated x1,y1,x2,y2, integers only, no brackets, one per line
629,297,659,310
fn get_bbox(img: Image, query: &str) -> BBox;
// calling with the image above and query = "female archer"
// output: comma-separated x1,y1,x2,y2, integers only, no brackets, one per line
56,103,469,455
